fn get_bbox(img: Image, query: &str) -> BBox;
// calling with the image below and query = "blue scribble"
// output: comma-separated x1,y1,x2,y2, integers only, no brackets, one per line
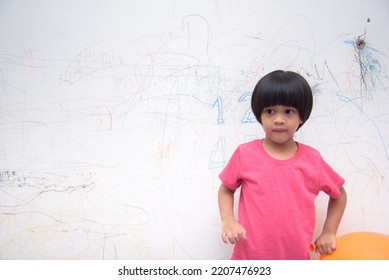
213,96,224,124
238,92,255,124
336,92,389,160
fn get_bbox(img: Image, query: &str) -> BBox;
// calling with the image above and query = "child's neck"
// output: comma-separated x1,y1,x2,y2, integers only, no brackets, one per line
262,138,298,160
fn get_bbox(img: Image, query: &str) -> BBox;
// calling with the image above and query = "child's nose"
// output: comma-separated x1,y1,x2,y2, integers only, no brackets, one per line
274,114,285,124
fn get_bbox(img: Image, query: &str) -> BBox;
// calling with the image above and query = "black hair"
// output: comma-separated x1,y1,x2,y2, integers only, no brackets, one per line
251,70,313,130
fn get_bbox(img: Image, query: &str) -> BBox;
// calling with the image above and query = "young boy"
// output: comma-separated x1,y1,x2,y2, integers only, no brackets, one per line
218,70,347,259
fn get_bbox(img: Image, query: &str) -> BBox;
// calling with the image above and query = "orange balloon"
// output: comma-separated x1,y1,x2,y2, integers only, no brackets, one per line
319,232,389,260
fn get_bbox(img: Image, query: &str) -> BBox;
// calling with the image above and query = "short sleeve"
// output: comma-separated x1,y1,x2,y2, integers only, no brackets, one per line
218,146,242,191
319,158,345,199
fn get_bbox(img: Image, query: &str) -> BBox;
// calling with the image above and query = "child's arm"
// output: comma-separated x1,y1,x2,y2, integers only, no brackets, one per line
218,183,247,244
314,186,347,255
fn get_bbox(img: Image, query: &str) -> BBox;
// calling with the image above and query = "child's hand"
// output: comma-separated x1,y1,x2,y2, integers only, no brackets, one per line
221,217,247,244
314,233,337,255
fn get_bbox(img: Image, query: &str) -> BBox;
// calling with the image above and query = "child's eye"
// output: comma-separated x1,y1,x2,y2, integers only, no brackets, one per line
264,109,273,114
285,109,295,114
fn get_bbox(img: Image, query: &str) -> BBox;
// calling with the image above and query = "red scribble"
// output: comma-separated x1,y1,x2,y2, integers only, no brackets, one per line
91,106,112,130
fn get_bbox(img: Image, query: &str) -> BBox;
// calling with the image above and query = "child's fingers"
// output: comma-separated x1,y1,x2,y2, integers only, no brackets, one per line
221,232,229,244
229,229,247,243
222,231,238,244
312,242,337,255
227,232,238,244
221,224,247,244
237,229,247,241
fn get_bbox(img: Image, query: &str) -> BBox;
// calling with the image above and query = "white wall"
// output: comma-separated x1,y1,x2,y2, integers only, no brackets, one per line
0,0,388,259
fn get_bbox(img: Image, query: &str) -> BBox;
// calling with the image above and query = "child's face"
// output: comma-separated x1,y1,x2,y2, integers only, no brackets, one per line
260,105,302,145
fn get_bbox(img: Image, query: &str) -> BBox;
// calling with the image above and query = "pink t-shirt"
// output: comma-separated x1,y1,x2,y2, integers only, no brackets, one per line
219,139,344,260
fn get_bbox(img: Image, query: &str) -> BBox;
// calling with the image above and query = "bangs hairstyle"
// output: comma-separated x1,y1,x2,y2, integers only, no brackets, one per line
251,70,313,130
